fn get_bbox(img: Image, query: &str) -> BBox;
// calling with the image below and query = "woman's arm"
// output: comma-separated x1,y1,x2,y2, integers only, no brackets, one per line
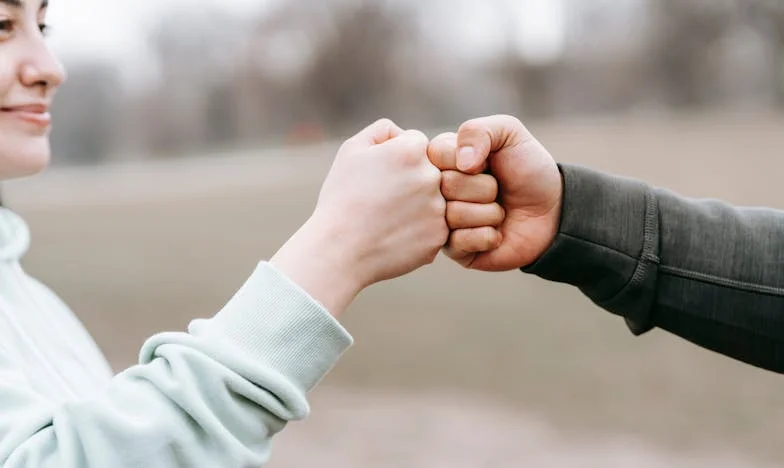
0,262,349,467
0,119,451,467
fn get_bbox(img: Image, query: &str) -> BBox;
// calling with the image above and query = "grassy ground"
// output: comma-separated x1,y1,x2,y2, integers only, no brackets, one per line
6,111,784,465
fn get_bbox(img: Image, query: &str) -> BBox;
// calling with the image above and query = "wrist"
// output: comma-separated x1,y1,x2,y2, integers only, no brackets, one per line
543,170,564,251
539,197,562,261
526,170,564,268
270,214,365,318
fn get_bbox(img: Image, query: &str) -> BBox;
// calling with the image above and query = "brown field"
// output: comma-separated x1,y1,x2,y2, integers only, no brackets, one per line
5,111,784,466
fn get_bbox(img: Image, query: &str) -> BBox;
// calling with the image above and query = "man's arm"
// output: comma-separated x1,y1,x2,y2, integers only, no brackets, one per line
525,164,784,373
431,114,784,374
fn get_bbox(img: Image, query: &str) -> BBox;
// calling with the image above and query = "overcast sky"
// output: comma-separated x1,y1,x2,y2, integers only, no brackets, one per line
45,0,566,84
47,0,267,58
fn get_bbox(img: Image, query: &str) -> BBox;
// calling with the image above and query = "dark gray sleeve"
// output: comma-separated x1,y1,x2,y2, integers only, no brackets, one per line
524,164,784,373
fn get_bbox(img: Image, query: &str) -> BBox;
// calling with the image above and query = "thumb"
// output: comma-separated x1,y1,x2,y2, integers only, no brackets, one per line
455,115,532,174
344,118,404,151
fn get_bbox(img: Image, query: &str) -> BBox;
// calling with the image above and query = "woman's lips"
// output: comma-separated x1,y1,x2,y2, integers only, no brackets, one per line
0,104,51,128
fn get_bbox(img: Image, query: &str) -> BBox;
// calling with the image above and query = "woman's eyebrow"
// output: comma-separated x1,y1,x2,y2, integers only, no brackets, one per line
0,0,48,9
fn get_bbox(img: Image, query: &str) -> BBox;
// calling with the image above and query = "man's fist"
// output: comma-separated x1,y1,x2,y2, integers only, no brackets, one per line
429,115,563,271
428,132,505,254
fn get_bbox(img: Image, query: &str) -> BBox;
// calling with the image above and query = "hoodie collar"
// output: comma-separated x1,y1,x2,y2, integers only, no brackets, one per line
0,208,30,262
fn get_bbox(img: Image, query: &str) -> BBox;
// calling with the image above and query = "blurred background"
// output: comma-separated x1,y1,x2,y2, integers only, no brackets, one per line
5,0,784,466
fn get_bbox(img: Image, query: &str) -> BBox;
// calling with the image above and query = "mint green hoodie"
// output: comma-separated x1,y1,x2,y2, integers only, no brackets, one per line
0,208,353,467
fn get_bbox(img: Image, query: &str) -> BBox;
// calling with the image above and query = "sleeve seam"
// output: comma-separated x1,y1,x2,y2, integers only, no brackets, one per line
595,188,660,306
659,265,784,297
557,232,638,261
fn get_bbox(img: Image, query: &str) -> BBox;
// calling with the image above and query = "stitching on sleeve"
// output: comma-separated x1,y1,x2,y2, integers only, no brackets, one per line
593,188,660,306
659,265,784,297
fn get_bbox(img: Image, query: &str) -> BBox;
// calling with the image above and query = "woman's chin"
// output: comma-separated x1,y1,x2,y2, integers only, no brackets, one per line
0,137,52,180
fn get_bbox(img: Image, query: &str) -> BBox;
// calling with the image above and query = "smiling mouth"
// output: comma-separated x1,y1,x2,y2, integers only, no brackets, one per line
0,105,52,127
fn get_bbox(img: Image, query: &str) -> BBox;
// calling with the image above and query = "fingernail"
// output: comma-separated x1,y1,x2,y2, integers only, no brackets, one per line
457,146,475,171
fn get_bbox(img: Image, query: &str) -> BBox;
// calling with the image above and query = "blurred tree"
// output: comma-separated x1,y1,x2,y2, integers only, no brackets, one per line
746,0,784,107
650,0,738,108
302,0,413,129
142,6,248,155
50,60,122,165
490,57,561,119
491,0,559,119
244,0,421,137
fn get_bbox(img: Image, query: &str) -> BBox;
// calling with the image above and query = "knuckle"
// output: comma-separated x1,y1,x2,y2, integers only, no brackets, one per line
482,226,501,249
485,209,501,227
444,244,461,262
439,224,450,244
444,239,460,258
416,164,440,188
427,132,457,169
483,174,499,198
374,117,396,130
458,119,482,135
442,248,458,262
440,171,462,198
494,203,506,222
449,229,466,247
399,132,428,162
407,128,428,142
499,114,521,126
499,114,529,138
408,130,429,152
433,195,447,216
426,163,443,185
484,227,495,248
431,132,456,146
445,202,462,227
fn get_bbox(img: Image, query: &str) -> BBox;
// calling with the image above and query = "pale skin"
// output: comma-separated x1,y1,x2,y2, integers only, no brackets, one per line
0,0,505,320
0,0,63,180
270,119,502,316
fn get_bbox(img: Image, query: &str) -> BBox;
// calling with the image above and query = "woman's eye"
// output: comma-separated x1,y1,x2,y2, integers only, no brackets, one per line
0,20,49,38
0,20,13,35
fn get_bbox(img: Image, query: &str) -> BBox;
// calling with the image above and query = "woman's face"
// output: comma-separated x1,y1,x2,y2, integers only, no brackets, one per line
0,0,64,180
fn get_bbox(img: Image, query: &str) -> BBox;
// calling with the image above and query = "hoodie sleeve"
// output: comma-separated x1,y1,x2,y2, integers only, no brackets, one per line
0,261,353,467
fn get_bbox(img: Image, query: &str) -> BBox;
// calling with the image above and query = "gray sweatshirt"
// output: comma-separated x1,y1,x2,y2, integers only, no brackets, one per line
525,164,784,373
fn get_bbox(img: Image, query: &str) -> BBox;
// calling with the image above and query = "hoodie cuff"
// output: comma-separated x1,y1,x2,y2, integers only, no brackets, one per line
190,262,353,392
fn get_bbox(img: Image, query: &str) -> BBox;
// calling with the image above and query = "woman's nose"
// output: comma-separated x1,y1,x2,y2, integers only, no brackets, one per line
19,39,67,91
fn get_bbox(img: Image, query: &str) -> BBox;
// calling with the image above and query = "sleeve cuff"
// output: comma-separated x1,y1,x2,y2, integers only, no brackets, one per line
189,262,353,392
523,164,660,334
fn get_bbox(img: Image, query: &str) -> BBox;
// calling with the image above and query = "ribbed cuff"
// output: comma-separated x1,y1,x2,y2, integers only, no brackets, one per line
191,262,353,392
523,164,660,334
